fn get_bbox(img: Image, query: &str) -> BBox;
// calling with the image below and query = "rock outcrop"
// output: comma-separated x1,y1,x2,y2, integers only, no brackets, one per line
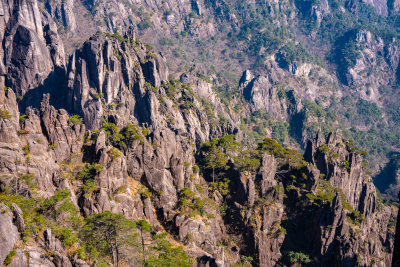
0,20,237,264
0,0,65,97
239,70,289,120
222,131,396,266
337,29,400,104
0,204,19,264
304,132,394,266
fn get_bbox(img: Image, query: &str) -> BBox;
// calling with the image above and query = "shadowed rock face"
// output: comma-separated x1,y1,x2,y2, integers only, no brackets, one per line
0,204,19,264
393,193,400,267
0,0,65,97
239,71,288,121
303,132,394,267
224,132,395,266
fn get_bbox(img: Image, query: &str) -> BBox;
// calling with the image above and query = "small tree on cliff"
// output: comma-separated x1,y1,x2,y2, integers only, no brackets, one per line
134,219,153,264
235,149,261,172
80,211,137,267
201,135,240,182
203,144,228,182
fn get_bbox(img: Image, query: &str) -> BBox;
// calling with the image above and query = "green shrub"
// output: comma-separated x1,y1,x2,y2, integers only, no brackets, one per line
152,232,168,240
22,145,30,155
111,32,129,43
69,115,83,125
219,115,229,125
102,123,124,145
121,123,142,144
303,100,325,118
165,80,179,98
82,179,96,198
142,128,149,137
0,194,46,239
192,165,199,173
42,190,71,210
288,251,311,264
0,110,12,119
144,44,154,51
258,138,306,169
78,164,104,181
144,82,158,93
318,144,339,162
145,240,192,267
93,92,104,100
194,184,204,193
307,180,336,205
55,227,78,247
138,17,153,30
48,144,57,151
114,186,126,195
235,149,261,172
279,227,287,235
277,41,312,66
18,173,36,189
4,250,16,265
107,148,121,161
19,114,28,123
347,210,365,226
178,188,206,217
211,178,230,196
140,189,152,198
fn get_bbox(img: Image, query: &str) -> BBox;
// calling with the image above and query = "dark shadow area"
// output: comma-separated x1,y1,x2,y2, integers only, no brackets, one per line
279,194,319,266
289,111,306,147
18,66,69,113
393,193,400,267
242,79,256,102
373,152,400,194
332,29,361,86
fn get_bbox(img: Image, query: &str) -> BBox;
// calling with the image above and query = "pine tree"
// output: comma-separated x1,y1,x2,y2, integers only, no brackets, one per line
80,211,136,267
134,219,153,264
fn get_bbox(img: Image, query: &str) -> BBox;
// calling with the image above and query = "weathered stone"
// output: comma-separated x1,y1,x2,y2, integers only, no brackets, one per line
8,249,27,267
11,203,25,233
27,246,55,267
53,251,72,267
44,229,65,253
0,204,19,264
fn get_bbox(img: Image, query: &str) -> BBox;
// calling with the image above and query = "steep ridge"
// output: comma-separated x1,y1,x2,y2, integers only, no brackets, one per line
0,1,239,262
222,132,395,266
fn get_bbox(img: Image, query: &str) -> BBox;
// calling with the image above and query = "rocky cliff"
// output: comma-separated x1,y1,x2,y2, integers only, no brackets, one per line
218,132,396,266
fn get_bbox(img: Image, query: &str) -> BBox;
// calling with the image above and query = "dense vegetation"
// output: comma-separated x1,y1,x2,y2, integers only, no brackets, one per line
0,187,191,266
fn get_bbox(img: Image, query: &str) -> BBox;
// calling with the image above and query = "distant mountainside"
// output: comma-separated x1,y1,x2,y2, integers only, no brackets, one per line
0,0,399,266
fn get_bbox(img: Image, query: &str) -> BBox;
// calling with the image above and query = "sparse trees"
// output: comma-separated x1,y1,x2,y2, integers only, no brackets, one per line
145,240,192,267
203,144,228,182
235,149,261,172
80,211,136,267
134,219,153,264
201,135,240,182
288,251,311,265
